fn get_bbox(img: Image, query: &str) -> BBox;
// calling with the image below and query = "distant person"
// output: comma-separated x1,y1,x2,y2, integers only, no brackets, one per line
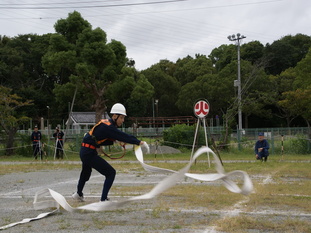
72,103,145,202
255,132,270,162
31,125,42,159
53,127,64,159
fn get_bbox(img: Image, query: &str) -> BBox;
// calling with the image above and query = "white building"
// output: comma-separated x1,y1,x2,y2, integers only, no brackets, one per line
67,112,110,134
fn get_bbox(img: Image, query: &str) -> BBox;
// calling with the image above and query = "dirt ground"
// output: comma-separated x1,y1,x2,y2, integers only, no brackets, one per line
0,158,310,233
0,165,219,233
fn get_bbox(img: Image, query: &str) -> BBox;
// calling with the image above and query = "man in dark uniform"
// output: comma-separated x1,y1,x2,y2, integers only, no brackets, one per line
72,103,145,202
31,125,42,159
255,132,270,162
53,127,64,159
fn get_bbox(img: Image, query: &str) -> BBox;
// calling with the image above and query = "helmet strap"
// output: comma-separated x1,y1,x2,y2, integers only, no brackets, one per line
113,114,120,125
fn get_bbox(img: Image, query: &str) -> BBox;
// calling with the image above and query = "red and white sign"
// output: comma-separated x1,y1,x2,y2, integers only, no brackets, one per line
194,100,210,118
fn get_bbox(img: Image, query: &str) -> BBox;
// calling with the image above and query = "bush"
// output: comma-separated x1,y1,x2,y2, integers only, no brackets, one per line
14,133,49,157
284,135,311,154
163,124,206,149
15,133,35,157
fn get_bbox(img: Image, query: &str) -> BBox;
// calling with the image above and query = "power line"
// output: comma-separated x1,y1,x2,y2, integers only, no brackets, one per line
0,0,304,70
0,0,284,11
0,0,123,6
0,0,187,9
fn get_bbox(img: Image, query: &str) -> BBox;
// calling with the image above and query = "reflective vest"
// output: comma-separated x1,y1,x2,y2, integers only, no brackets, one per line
88,119,111,145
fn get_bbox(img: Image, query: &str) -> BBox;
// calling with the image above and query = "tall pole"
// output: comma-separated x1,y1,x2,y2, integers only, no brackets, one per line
228,33,246,132
155,99,159,136
152,98,155,128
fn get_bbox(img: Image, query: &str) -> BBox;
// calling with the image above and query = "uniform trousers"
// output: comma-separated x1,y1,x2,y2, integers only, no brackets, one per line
77,147,116,201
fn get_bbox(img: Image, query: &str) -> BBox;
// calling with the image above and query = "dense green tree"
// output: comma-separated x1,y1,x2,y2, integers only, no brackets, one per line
1,27,311,133
174,54,215,86
0,34,53,123
42,11,129,122
240,62,273,128
241,40,264,64
293,48,311,88
269,68,298,126
142,60,180,116
175,74,210,115
277,47,311,129
0,86,32,155
106,68,136,107
126,75,154,117
208,44,236,71
264,34,311,75
279,87,311,130
106,66,154,117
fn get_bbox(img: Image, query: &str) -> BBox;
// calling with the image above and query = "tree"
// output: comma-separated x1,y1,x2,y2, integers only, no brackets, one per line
293,48,311,88
127,75,154,117
208,44,236,71
0,34,53,123
240,61,273,128
0,86,32,155
279,87,311,131
106,67,154,117
270,68,298,126
43,11,128,122
174,54,215,86
241,40,264,64
277,47,311,129
142,60,180,116
106,67,136,107
264,34,311,75
175,75,210,115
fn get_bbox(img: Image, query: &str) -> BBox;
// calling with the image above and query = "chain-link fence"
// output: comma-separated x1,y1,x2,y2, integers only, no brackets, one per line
0,126,310,156
219,127,311,154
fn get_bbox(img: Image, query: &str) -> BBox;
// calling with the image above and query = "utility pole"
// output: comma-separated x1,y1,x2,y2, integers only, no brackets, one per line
228,33,246,133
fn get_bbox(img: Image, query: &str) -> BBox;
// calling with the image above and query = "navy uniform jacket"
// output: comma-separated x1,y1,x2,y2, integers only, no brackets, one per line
255,139,269,156
83,118,140,148
53,131,64,140
31,131,42,144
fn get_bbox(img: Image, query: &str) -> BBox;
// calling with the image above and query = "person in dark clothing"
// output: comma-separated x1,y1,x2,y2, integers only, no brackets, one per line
255,132,270,162
31,125,42,159
53,127,64,159
72,103,145,202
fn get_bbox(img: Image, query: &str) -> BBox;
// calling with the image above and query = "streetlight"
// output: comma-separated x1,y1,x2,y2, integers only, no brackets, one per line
46,106,50,130
155,99,159,135
228,33,246,133
155,99,159,117
46,106,50,150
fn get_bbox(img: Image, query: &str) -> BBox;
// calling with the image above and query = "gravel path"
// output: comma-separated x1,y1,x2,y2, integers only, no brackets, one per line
0,167,218,233
1,157,310,232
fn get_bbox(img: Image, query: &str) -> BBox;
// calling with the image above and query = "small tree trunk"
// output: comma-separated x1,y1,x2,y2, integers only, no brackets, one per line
244,114,249,129
222,117,230,150
93,97,107,123
5,127,17,156
306,120,311,139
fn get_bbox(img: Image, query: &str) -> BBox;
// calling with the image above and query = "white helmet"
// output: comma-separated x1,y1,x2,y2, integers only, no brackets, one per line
110,103,127,116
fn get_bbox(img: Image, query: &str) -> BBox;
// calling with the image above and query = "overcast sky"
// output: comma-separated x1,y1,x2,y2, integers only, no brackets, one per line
0,0,310,70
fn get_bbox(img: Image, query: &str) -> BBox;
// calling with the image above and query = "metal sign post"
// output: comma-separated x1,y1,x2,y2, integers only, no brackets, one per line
191,100,211,167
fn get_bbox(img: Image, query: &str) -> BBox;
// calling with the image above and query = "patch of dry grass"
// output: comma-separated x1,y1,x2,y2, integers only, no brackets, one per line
1,153,310,232
0,162,143,175
215,214,311,233
247,180,311,213
0,163,79,175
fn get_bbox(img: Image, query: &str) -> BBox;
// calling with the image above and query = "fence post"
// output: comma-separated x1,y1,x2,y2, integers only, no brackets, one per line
76,135,80,152
271,128,274,154
238,129,242,151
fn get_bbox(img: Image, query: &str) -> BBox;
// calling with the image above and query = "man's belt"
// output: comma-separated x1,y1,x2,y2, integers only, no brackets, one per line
81,143,96,150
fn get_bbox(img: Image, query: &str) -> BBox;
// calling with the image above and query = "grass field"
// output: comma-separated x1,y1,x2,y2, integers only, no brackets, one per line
0,147,310,232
